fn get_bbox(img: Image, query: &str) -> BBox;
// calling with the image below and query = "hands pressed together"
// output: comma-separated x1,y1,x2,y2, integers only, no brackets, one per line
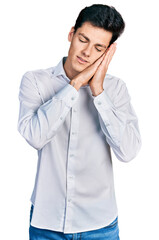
70,43,117,96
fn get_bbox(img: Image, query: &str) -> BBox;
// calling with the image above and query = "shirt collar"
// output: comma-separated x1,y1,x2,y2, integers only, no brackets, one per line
53,57,70,82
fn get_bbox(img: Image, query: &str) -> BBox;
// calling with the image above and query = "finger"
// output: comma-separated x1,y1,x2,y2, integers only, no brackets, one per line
107,42,117,52
105,43,117,60
101,43,117,68
94,52,106,66
97,47,116,75
81,53,106,80
106,44,117,66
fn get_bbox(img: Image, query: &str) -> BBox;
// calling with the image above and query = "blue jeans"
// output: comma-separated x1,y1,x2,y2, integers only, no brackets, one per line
29,204,120,240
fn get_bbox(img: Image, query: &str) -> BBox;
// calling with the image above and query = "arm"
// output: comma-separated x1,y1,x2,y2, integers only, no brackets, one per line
17,71,79,150
92,81,141,162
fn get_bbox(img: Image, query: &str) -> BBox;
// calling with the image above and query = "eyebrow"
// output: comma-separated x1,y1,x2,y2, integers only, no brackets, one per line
78,33,107,48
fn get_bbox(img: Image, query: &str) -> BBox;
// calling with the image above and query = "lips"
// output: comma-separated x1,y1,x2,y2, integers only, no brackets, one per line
77,56,88,64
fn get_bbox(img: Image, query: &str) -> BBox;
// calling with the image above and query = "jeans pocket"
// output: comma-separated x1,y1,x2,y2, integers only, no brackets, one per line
105,217,118,229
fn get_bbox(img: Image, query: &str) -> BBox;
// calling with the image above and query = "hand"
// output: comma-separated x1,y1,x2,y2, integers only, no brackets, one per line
89,43,117,96
70,52,106,90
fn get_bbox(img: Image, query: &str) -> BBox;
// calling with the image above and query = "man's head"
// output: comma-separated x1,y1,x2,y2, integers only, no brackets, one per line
64,4,125,79
74,4,125,47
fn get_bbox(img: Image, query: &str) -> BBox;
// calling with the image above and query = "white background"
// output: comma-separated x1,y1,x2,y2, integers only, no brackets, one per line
0,0,159,239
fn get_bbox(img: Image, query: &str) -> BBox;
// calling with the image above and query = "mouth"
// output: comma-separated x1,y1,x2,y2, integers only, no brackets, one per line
77,56,88,64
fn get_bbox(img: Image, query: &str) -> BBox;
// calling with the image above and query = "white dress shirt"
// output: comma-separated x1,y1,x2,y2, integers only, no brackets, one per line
17,57,141,234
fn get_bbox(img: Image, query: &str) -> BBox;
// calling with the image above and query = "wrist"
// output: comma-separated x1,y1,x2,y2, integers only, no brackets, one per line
91,86,104,97
69,77,82,91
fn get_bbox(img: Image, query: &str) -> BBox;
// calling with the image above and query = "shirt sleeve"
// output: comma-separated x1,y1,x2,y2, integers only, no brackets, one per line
93,83,142,162
17,71,79,150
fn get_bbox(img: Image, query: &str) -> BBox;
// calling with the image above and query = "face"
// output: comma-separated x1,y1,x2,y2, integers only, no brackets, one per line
64,22,113,79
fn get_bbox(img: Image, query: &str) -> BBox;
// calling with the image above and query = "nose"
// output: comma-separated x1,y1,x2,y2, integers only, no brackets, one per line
82,44,92,57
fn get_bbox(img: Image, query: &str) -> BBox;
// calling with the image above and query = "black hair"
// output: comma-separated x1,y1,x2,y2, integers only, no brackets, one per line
74,4,125,47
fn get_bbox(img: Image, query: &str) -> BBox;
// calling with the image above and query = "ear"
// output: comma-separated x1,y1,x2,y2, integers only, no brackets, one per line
68,26,75,42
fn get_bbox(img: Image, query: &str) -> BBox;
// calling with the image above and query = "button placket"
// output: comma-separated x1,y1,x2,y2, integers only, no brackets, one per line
64,100,79,232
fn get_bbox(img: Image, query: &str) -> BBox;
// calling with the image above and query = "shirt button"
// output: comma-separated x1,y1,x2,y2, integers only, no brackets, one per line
70,154,74,157
69,175,74,179
73,109,77,112
60,116,63,120
97,101,102,105
72,132,76,135
71,97,75,100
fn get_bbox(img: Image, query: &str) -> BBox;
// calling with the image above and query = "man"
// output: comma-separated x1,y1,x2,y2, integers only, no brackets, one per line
18,4,141,240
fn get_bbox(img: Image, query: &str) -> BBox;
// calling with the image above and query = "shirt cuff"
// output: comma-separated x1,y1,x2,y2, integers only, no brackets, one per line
54,83,79,108
93,89,114,110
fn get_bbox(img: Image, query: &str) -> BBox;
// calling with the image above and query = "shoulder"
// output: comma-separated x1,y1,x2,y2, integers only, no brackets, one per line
22,66,54,83
21,67,54,90
103,73,130,106
104,73,126,88
21,66,56,103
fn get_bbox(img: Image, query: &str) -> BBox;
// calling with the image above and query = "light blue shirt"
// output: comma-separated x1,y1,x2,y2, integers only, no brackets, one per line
18,57,141,233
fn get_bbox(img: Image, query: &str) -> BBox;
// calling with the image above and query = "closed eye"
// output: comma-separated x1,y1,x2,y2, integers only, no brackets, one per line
79,38,87,43
95,48,102,52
